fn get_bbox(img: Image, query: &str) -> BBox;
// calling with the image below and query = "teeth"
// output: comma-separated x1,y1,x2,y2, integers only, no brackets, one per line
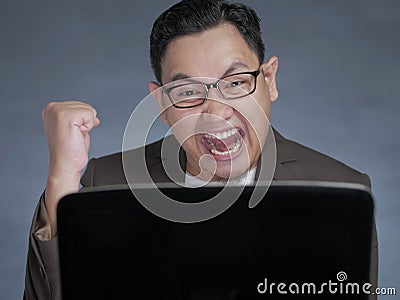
204,128,242,157
205,128,238,140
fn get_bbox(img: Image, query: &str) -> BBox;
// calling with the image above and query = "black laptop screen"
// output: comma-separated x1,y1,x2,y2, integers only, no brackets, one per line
57,183,373,299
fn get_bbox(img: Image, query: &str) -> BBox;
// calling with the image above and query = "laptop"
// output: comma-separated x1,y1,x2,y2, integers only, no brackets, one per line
57,181,374,299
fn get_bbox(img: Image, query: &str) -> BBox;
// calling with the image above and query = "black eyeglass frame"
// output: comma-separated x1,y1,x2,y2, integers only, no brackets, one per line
162,69,261,109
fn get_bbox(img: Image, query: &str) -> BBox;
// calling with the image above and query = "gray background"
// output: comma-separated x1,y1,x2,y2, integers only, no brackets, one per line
1,0,399,298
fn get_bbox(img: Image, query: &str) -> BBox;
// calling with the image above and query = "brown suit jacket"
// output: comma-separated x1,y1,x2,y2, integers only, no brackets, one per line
24,130,378,299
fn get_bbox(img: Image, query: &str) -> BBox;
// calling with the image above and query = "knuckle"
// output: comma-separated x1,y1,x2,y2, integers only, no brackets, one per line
55,109,67,121
42,102,55,119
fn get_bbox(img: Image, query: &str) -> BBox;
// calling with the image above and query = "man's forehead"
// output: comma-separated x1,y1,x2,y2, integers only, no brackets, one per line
160,24,259,84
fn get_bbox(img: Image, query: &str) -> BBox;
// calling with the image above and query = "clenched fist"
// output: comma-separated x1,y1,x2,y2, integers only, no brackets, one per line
42,101,100,236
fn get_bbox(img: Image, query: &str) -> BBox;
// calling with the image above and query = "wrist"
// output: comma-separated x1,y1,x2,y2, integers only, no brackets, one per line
45,171,81,237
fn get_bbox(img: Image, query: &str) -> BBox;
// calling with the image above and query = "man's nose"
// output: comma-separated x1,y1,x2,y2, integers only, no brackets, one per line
203,88,234,120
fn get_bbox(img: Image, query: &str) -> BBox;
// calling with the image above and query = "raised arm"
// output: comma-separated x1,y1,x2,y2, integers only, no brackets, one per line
24,100,100,300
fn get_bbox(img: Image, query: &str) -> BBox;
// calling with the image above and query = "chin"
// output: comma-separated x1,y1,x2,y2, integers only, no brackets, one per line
214,160,251,181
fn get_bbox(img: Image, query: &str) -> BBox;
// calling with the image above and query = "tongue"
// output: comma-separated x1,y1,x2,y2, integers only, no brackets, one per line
206,133,239,152
211,137,228,152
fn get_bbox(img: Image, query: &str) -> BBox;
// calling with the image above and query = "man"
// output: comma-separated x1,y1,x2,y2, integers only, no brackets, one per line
24,0,378,299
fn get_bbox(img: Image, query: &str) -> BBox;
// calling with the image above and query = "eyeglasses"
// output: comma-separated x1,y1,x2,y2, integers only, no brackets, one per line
163,69,261,109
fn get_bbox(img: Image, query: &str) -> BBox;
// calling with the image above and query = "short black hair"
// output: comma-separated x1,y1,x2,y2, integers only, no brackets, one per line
150,0,265,84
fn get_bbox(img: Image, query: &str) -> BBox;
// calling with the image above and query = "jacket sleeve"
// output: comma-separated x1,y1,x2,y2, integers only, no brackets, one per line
361,173,378,300
368,172,378,300
23,194,61,300
24,159,97,300
369,218,378,300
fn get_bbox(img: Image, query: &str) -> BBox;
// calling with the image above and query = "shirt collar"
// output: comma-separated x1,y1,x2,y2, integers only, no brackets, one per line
184,166,257,188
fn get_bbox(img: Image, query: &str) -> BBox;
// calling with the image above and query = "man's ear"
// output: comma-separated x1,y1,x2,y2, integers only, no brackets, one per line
148,81,168,124
261,56,279,102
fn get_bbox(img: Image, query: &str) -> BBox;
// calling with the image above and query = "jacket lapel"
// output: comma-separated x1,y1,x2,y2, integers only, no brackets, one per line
271,129,298,181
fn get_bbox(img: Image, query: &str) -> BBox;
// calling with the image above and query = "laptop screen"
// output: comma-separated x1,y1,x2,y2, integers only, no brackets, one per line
57,182,373,299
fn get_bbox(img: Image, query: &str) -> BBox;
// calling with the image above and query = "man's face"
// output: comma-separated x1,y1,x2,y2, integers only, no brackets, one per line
149,23,278,181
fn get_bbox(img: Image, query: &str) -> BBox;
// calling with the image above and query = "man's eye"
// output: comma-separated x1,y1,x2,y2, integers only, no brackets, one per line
179,89,200,97
229,80,245,87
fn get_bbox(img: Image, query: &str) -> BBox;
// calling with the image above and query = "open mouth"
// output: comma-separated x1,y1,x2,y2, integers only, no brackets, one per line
201,127,244,160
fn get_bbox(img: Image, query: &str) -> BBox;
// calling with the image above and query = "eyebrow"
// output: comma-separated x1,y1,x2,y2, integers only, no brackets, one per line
171,73,191,82
221,61,250,77
169,61,250,83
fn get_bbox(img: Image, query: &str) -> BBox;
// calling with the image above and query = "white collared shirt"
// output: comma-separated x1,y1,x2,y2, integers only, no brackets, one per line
184,166,257,188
